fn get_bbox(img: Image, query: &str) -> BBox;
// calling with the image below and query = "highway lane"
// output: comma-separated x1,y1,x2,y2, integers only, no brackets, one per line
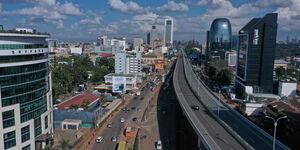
183,52,290,150
174,55,245,150
91,84,153,150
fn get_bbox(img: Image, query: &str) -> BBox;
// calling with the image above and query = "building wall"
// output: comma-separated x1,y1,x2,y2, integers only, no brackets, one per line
278,82,297,97
0,33,53,150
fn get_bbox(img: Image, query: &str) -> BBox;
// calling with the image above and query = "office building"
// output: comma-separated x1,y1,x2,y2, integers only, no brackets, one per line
209,18,232,59
115,53,142,75
225,51,237,67
164,18,173,47
150,26,161,48
133,38,143,50
235,13,278,95
97,35,109,46
0,29,53,150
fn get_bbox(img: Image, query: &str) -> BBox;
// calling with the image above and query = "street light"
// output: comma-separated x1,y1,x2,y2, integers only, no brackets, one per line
265,115,287,150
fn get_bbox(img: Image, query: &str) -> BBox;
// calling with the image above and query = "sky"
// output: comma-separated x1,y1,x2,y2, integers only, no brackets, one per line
0,0,299,42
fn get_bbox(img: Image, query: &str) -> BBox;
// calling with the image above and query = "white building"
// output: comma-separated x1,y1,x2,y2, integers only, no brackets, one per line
164,18,173,47
110,38,126,51
225,51,237,67
278,81,297,97
104,73,137,90
69,47,82,55
0,29,53,150
97,35,109,46
115,53,142,75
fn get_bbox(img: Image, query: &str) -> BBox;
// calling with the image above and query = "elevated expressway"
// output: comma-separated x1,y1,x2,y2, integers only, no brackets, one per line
173,51,290,150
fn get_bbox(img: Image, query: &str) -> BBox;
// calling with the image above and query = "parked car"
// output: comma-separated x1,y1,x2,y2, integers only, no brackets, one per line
132,117,137,121
107,122,113,128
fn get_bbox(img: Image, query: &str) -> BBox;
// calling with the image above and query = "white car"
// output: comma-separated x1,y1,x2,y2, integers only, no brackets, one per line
96,136,103,143
156,140,162,149
120,117,125,123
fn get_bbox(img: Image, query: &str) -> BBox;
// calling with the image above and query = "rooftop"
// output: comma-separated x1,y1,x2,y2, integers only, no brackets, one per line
57,93,98,110
0,29,50,37
105,73,136,78
274,59,289,64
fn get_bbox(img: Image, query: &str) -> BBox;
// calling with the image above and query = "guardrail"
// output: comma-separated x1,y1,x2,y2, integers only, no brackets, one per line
181,52,254,150
182,51,290,150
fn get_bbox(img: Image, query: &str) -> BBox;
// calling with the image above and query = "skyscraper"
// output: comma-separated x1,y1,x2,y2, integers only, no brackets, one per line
164,18,173,47
0,28,53,150
235,13,278,95
209,18,232,59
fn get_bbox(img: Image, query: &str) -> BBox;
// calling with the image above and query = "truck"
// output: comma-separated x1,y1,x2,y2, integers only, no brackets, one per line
124,127,132,137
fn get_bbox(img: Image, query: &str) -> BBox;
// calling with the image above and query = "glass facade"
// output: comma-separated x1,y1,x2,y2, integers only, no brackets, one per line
22,144,31,150
0,54,48,63
237,34,248,79
21,126,30,142
2,110,15,128
3,131,16,149
0,44,47,50
209,18,232,52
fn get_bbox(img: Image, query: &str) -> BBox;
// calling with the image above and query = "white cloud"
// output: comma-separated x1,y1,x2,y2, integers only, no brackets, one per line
108,0,147,14
253,0,292,8
276,0,300,31
156,1,189,12
79,16,102,25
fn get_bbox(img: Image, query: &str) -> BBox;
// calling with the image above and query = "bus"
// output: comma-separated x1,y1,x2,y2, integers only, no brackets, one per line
117,141,126,150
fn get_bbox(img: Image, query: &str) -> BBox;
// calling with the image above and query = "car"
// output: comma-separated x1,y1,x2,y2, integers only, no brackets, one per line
131,107,136,110
111,136,117,142
137,108,142,112
134,97,137,100
140,97,144,100
96,136,103,143
191,105,199,110
120,117,125,123
125,109,130,113
132,117,137,121
156,140,162,149
107,122,113,128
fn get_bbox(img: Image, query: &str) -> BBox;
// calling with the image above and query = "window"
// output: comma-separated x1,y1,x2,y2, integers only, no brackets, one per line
45,115,48,129
2,110,15,128
34,117,41,136
22,144,30,150
21,126,30,142
3,131,16,149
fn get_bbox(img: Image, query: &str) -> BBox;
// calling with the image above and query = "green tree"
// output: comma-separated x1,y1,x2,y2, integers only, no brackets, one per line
275,67,286,79
81,99,91,110
215,69,233,86
99,94,106,106
58,139,71,150
69,104,79,110
206,65,217,80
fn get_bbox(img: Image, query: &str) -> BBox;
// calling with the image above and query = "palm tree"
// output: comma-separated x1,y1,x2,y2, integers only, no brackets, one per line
58,139,71,150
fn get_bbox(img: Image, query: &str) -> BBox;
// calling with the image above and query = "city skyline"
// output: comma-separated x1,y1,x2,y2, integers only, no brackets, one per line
0,0,299,42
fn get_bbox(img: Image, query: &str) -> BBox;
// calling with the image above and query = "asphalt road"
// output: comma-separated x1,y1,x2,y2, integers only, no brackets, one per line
174,54,245,150
178,50,290,150
90,83,153,150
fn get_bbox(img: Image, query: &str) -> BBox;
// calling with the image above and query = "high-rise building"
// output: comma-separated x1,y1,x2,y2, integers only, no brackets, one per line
97,35,108,46
133,38,143,48
115,53,141,75
150,26,161,48
146,32,150,45
209,18,232,59
235,13,278,95
0,29,53,150
164,18,173,47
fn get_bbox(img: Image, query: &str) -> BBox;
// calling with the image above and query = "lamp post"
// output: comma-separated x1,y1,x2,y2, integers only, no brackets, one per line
265,115,287,150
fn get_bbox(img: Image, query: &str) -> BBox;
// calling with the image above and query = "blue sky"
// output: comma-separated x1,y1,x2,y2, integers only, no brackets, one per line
0,0,299,42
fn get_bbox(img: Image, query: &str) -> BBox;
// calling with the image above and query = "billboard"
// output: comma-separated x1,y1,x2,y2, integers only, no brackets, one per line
155,64,164,69
112,76,126,93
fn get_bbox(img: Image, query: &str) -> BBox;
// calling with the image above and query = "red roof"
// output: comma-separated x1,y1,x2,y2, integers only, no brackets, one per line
57,93,98,110
100,53,113,57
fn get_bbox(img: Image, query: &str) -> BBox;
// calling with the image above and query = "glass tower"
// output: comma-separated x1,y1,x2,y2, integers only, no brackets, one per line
0,30,53,150
209,18,232,59
235,13,278,95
